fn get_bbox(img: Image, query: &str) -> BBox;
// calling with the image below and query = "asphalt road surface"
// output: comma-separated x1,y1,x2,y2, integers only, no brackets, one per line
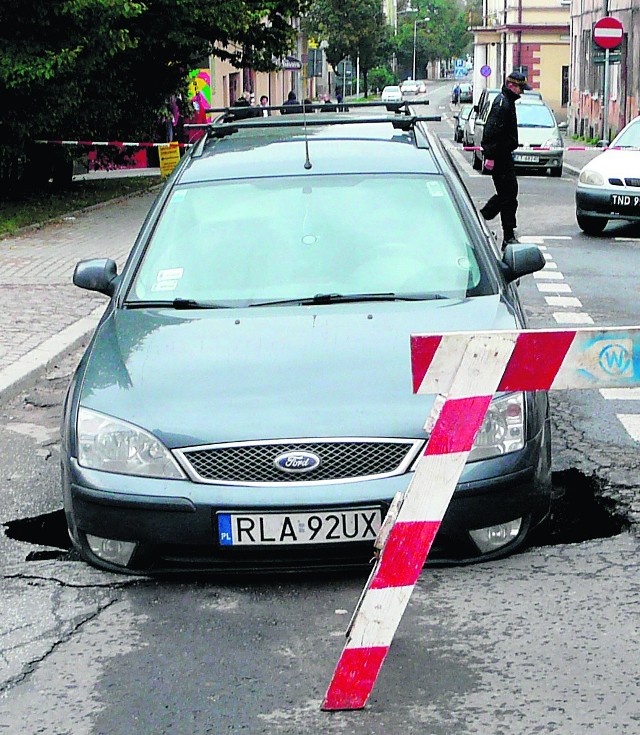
1,84,639,734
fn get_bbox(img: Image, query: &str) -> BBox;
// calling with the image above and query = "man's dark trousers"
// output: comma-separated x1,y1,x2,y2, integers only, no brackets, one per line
480,154,518,237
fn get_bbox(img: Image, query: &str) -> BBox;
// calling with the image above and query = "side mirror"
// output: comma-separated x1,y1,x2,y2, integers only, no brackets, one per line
558,121,568,130
500,244,546,283
596,139,608,148
73,258,119,296
453,113,459,120
473,105,479,113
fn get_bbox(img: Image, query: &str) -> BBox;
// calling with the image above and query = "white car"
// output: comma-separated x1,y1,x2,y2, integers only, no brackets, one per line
381,85,403,103
400,81,419,96
575,115,640,235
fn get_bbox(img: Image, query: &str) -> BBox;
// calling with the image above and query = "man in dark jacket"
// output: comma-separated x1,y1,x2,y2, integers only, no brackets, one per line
479,71,530,249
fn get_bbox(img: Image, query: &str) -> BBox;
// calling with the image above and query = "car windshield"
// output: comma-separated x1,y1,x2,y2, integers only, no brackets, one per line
127,174,485,306
612,120,640,148
516,104,556,128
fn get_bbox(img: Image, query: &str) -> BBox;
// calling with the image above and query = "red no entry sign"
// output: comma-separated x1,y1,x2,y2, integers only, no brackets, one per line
593,16,624,49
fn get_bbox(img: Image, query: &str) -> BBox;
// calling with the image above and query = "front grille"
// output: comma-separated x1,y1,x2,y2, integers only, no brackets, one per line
625,178,640,188
176,438,422,485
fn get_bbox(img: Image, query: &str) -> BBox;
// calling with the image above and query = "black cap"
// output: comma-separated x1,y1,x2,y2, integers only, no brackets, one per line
506,71,531,90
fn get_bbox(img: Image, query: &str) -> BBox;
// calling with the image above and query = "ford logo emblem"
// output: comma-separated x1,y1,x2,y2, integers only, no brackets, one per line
274,450,321,474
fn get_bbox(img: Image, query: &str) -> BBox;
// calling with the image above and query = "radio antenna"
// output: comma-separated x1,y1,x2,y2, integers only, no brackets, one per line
302,98,312,170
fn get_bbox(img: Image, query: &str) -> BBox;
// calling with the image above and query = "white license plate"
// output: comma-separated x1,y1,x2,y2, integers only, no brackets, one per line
514,154,538,163
217,507,382,546
611,194,640,209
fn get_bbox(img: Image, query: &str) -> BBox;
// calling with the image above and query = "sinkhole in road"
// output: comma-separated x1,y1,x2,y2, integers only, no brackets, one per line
2,469,632,562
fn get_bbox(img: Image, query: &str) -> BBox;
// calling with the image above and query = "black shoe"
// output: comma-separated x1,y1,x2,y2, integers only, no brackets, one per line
501,234,520,251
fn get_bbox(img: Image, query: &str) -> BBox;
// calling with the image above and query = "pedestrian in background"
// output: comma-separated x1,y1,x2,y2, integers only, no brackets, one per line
281,90,301,114
451,83,460,105
259,95,270,117
479,70,530,250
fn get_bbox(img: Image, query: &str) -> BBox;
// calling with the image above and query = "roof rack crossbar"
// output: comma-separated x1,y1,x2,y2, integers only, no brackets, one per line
184,115,442,136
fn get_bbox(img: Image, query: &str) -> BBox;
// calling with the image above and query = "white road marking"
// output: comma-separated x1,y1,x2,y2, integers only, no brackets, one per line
543,252,553,260
543,262,558,270
534,270,564,279
614,238,640,242
545,296,582,308
616,414,640,442
520,235,572,242
537,282,572,293
552,312,594,324
600,388,640,400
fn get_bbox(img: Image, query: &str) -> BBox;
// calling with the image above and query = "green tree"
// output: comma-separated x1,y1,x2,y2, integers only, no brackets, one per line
304,0,392,96
394,0,471,80
0,0,307,188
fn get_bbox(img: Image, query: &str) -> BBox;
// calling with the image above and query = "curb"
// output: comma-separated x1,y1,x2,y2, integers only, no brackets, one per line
0,306,106,402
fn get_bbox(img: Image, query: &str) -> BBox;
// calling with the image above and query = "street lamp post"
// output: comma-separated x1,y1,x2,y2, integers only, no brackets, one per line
412,17,430,80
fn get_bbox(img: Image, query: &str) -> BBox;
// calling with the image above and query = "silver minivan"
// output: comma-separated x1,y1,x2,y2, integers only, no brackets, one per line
471,90,562,176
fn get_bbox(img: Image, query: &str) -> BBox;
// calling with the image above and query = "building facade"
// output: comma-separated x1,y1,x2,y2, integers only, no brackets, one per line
568,0,639,142
471,0,571,121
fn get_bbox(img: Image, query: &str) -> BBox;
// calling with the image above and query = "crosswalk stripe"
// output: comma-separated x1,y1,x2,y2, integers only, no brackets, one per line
616,414,640,442
552,312,594,324
537,282,572,293
545,296,582,307
600,388,640,400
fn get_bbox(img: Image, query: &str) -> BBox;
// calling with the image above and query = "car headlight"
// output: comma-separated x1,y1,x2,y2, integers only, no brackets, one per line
543,137,563,149
468,392,525,461
579,169,604,186
77,407,185,478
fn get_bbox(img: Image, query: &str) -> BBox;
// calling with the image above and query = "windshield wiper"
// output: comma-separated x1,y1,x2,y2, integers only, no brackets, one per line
249,292,448,307
125,298,229,310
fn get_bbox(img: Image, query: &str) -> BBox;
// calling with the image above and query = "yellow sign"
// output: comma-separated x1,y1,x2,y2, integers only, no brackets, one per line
158,142,181,177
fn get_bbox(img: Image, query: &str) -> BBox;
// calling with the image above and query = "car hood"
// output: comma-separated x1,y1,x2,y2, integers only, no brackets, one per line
578,148,640,180
80,297,518,447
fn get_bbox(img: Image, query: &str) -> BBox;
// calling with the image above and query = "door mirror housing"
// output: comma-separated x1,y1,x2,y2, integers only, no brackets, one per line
73,258,119,296
500,244,546,283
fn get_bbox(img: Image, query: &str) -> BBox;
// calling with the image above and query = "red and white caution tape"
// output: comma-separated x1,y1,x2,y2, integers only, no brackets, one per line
462,145,640,152
322,326,640,711
35,139,191,148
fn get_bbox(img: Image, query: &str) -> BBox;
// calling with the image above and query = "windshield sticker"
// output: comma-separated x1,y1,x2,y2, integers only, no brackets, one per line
427,181,444,197
157,268,184,281
150,280,179,292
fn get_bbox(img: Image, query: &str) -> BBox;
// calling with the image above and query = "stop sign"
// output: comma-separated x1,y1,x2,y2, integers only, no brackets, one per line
593,16,624,49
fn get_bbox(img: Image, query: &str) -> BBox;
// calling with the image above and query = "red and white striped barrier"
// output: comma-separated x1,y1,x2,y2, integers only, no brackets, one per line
35,139,191,148
322,326,640,711
462,145,640,152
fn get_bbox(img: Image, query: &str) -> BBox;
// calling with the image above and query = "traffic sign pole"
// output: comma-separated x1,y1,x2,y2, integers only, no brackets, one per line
603,47,610,144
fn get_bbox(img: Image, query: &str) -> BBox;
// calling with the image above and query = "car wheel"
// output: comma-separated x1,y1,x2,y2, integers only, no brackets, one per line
577,213,607,235
472,150,482,170
550,167,562,178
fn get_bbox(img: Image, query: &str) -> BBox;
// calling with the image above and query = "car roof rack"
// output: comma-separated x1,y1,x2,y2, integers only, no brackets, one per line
186,101,441,155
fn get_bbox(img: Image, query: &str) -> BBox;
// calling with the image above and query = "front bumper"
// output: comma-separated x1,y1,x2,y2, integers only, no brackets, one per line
63,425,552,574
576,186,640,221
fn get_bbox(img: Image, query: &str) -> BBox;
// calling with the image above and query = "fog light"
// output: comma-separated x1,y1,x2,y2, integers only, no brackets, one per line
469,518,522,553
86,534,137,565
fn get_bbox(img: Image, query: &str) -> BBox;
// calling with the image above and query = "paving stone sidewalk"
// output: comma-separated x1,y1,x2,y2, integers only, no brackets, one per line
0,191,157,399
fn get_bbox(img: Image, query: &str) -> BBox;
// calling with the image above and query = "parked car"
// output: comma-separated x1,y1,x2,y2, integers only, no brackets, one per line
62,106,551,575
463,107,477,147
472,92,563,176
381,85,403,103
575,115,640,235
453,104,473,143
